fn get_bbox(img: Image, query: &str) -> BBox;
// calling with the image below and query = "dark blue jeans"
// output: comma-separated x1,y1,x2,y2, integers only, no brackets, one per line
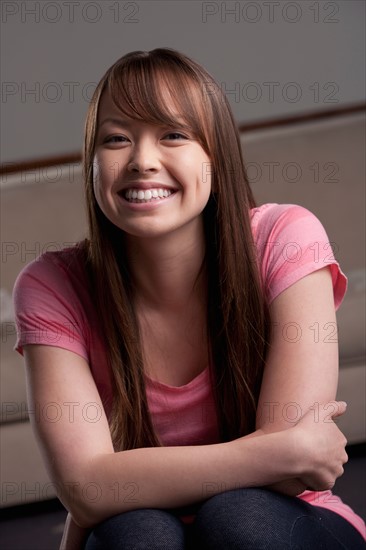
85,488,365,549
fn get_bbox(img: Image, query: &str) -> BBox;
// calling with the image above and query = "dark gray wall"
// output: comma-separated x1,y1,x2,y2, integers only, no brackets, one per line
1,0,365,163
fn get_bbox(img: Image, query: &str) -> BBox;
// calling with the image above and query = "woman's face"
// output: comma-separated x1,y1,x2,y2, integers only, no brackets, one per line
92,91,212,241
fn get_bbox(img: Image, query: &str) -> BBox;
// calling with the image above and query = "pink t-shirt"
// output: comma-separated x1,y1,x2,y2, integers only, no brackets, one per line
12,203,365,539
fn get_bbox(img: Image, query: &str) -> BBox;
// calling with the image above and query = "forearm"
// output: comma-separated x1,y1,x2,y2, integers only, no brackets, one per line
69,429,298,528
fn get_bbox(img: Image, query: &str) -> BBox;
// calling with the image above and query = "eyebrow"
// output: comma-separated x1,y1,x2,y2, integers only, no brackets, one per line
99,117,133,128
98,116,191,132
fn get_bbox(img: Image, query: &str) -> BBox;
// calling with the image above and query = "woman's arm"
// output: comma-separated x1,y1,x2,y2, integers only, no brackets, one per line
24,265,347,528
55,265,347,546
23,344,301,528
24,339,346,531
256,266,347,494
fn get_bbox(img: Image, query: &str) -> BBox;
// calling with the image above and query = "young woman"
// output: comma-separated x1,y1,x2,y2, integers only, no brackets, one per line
13,48,365,549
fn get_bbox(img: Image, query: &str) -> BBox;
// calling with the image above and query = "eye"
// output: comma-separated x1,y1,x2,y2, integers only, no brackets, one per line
103,135,129,144
163,132,189,141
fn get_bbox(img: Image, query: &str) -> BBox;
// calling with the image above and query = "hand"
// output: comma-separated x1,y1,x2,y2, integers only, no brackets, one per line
293,400,348,491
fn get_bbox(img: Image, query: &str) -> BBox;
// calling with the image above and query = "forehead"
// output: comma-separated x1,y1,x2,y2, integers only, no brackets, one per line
97,91,124,121
92,68,213,155
97,87,188,128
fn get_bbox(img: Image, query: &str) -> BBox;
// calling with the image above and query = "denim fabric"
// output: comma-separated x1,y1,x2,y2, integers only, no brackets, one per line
85,488,366,549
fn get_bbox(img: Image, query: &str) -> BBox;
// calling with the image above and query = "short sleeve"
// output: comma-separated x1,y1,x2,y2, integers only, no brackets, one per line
13,252,89,360
251,203,347,309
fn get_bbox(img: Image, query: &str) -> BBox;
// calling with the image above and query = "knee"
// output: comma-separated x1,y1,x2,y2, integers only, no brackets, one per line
85,509,185,550
197,487,271,519
193,488,286,549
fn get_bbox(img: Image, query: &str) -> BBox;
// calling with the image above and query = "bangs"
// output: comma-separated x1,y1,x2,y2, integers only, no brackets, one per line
104,51,213,152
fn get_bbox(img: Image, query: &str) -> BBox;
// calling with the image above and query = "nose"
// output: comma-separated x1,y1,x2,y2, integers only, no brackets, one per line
127,139,161,174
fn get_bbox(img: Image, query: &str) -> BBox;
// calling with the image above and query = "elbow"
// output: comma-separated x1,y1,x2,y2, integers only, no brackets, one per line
68,492,111,529
57,453,133,528
69,505,100,530
58,481,107,529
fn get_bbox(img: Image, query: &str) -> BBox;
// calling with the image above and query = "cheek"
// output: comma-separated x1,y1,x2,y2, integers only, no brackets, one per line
92,155,112,195
200,161,212,189
176,151,212,188
196,155,212,196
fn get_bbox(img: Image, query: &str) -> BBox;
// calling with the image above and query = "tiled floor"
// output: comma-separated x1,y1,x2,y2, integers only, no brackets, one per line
0,445,365,550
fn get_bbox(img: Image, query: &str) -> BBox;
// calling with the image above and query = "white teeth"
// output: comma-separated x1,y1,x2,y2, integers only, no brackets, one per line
124,188,173,202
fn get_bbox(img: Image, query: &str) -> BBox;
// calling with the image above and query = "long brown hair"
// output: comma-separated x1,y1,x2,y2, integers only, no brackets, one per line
83,48,270,450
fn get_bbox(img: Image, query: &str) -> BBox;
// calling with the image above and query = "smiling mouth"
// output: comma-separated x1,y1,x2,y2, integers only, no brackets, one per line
122,188,176,203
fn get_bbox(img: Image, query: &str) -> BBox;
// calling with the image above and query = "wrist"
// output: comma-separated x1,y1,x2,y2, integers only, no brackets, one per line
229,429,303,486
285,427,307,477
263,429,305,480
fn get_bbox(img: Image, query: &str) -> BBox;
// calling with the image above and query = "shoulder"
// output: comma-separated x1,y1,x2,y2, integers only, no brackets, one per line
250,202,326,241
249,202,332,260
13,242,91,358
249,203,347,309
13,242,89,318
13,242,87,295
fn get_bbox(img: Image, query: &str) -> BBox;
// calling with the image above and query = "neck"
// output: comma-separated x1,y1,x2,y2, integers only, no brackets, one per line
124,222,207,312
